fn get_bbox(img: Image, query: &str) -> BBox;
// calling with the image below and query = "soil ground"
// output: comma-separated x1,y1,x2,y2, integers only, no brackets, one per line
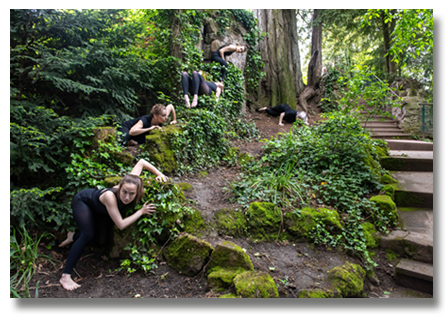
27,109,432,298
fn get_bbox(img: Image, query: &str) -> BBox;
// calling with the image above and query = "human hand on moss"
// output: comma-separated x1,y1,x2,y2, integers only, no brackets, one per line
156,174,168,182
170,120,177,125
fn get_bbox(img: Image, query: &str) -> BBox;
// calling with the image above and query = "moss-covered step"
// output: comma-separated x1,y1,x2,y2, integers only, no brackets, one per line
206,241,254,274
327,262,366,298
233,271,279,298
380,151,433,172
214,208,247,237
379,230,433,264
395,259,433,295
162,233,214,276
207,266,247,292
246,202,283,241
369,195,399,224
298,289,339,298
391,172,433,208
143,125,180,174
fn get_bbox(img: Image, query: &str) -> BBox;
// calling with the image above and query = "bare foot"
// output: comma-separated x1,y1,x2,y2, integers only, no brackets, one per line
58,231,75,248
191,95,198,108
128,140,138,146
279,123,285,126
59,273,81,291
184,95,190,108
258,107,267,111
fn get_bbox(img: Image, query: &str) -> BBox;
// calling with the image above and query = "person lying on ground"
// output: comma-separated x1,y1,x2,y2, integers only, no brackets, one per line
181,70,224,108
117,104,177,146
258,104,309,126
210,43,248,81
58,159,168,291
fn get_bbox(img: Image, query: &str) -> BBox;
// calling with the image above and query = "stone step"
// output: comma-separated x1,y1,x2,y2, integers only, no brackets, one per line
386,139,433,151
370,128,404,133
380,151,433,172
359,116,397,121
364,122,398,128
379,230,433,263
394,259,433,294
371,133,413,139
397,208,433,241
391,172,433,208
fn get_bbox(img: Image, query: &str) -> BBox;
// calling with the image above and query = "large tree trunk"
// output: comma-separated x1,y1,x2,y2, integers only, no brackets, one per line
307,9,322,89
250,9,304,109
381,10,396,75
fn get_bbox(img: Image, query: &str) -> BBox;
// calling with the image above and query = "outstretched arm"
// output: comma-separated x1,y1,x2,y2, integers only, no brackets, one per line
130,159,168,182
129,120,161,136
166,104,177,125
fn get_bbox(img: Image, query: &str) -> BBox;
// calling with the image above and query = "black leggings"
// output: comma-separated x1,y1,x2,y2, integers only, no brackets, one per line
63,196,111,275
211,52,228,81
181,71,210,96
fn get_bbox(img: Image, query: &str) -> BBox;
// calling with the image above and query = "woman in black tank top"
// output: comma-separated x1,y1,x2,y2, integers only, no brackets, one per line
58,159,168,291
181,70,224,108
211,43,248,81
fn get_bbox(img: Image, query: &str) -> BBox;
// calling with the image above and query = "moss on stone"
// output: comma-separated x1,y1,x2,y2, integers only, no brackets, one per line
381,173,398,184
394,190,424,207
284,207,343,240
380,184,396,200
246,202,282,241
162,233,213,276
103,176,123,188
143,125,180,174
385,249,399,262
298,289,339,298
176,182,192,191
361,222,379,249
207,266,247,292
380,157,404,171
328,262,366,298
362,144,382,182
214,208,247,237
206,241,254,274
183,208,206,237
218,293,239,298
374,144,388,158
369,195,398,223
233,271,279,298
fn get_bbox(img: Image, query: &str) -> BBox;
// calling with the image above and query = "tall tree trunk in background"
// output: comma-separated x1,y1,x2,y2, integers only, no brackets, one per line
381,10,396,76
307,9,322,89
250,9,304,109
169,9,182,59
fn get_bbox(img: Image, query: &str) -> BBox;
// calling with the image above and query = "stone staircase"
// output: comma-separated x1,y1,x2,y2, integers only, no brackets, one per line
359,111,413,139
379,139,433,295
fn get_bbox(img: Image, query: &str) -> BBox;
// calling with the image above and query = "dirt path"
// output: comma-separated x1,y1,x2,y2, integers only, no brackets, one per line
28,110,432,298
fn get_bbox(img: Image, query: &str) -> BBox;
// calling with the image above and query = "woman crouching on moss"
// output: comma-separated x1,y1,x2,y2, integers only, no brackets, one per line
58,159,168,291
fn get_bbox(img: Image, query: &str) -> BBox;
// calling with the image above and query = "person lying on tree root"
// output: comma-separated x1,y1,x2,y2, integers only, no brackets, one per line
258,104,309,126
58,159,168,291
117,104,177,146
181,71,224,108
211,43,248,81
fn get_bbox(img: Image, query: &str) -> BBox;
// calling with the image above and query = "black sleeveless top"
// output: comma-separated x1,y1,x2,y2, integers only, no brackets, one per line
216,44,235,57
120,114,162,130
75,188,130,217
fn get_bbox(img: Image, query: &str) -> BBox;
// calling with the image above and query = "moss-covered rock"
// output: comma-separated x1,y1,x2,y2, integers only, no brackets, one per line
206,241,254,274
143,125,180,174
214,208,247,237
103,176,123,188
163,233,214,276
246,202,282,241
328,262,366,297
176,182,192,191
183,208,206,237
92,127,116,148
284,207,343,239
381,173,398,184
233,271,279,298
361,222,379,249
207,266,247,292
298,289,340,298
109,224,134,258
380,184,397,200
369,195,398,223
380,157,404,171
218,293,239,298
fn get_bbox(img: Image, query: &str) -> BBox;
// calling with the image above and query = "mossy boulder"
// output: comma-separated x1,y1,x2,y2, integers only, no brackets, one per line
298,289,340,298
233,271,279,298
246,202,282,241
207,266,247,292
361,222,379,249
143,125,180,174
214,208,247,237
92,127,116,148
380,184,397,200
183,208,206,237
109,224,134,258
103,176,123,188
206,241,254,274
284,207,343,239
328,262,366,297
369,195,398,223
163,233,214,276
